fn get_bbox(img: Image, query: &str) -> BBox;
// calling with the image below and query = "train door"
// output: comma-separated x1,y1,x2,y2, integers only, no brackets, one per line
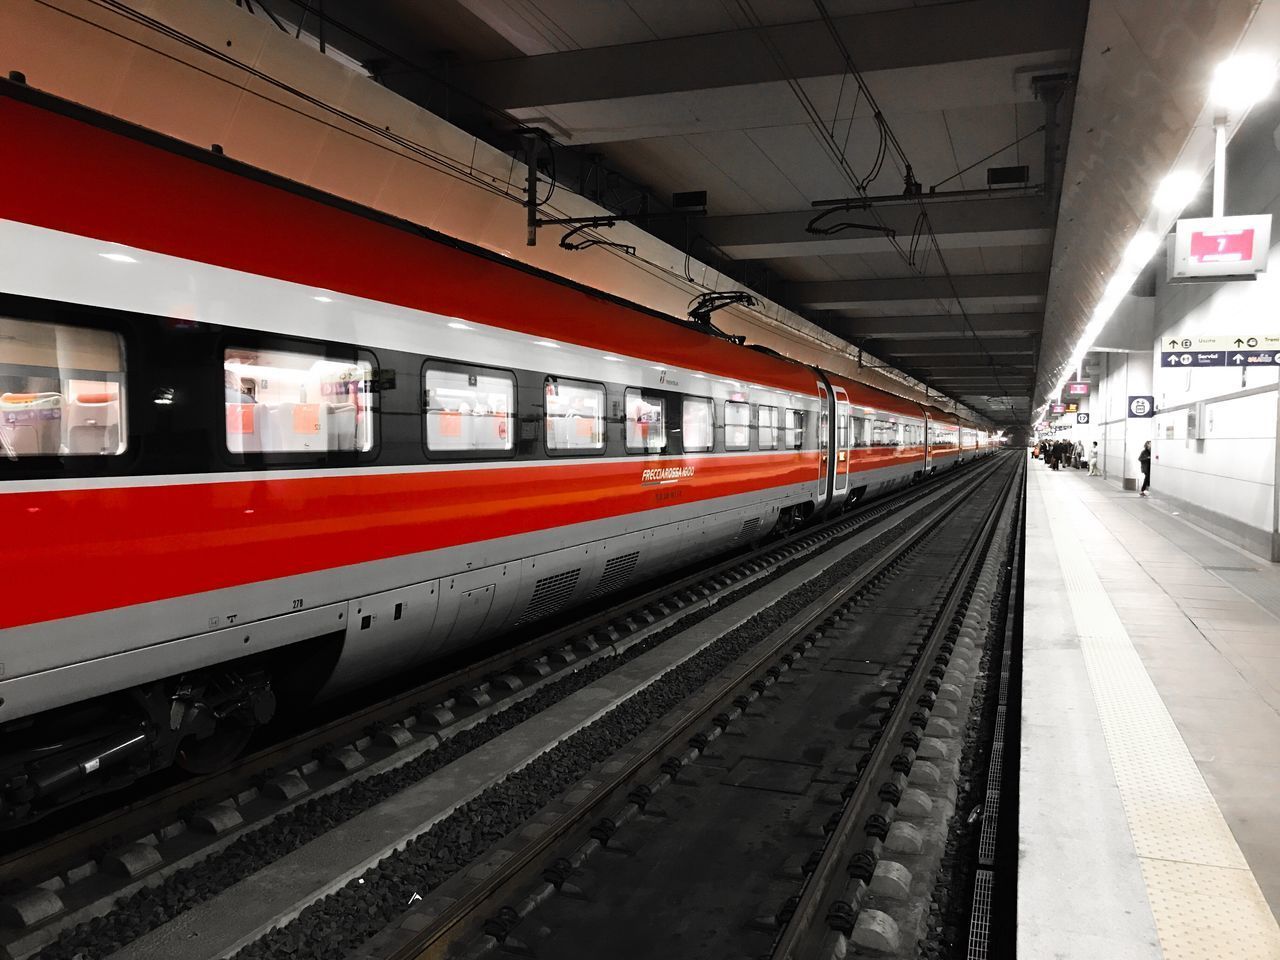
833,387,850,496
816,382,831,507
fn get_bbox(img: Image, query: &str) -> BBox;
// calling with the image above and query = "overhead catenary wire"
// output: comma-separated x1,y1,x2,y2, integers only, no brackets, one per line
76,0,938,402
805,0,1018,415
930,123,1046,192
728,0,998,416
79,0,521,204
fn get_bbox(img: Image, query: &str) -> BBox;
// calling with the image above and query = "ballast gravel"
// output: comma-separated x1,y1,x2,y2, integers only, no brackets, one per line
920,530,1013,960
35,471,993,960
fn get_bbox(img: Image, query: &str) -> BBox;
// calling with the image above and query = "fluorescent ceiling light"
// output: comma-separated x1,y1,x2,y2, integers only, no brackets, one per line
1211,53,1277,112
1104,272,1136,302
99,252,137,263
1153,170,1201,212
1123,230,1160,269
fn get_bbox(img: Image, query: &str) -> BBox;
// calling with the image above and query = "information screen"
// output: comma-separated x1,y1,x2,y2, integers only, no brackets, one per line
1171,215,1271,280
1189,227,1254,264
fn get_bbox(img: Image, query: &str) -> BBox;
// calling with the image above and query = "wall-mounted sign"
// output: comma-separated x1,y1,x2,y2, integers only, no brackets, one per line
1076,412,1090,424
1163,334,1280,350
1050,403,1066,415
1162,350,1226,368
1128,396,1154,418
1066,382,1090,396
1065,402,1079,413
1227,350,1280,366
1170,214,1272,281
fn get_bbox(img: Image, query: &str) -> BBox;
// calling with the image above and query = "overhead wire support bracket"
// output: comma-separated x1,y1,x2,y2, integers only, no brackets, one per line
806,205,897,238
524,133,634,251
557,220,636,256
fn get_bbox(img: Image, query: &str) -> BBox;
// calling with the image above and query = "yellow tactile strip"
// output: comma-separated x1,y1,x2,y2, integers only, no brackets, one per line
1043,482,1280,960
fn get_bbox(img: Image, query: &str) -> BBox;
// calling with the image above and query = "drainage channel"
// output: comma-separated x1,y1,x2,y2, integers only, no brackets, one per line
963,459,1025,960
7,460,1007,960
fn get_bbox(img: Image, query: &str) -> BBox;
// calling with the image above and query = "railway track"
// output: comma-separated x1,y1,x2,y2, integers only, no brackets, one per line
334,454,1021,960
1,456,1009,960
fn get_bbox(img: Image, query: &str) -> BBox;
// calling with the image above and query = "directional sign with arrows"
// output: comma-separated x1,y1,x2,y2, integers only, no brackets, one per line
1161,335,1280,370
1228,350,1280,366
1162,351,1225,367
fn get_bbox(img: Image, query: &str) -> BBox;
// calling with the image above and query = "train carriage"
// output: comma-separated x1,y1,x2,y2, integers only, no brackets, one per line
819,370,928,509
921,406,960,471
0,81,988,823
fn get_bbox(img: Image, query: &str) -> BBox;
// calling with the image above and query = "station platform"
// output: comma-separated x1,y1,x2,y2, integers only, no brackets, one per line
1020,456,1280,959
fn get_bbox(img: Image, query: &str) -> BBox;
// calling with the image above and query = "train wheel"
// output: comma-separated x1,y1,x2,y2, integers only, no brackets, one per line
176,723,256,775
171,669,276,775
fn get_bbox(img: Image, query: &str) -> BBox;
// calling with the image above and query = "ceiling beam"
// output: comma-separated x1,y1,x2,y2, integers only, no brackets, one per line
904,365,1036,376
823,313,1043,339
704,196,1051,260
928,370,1036,378
927,371,1034,381
928,383,1034,391
453,0,1087,108
792,273,1046,308
929,387,1033,396
902,360,1038,374
869,338,1037,356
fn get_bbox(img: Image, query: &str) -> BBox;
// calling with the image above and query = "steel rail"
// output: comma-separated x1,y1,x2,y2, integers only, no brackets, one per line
0,459,997,886
768,458,1021,959
387,458,1014,960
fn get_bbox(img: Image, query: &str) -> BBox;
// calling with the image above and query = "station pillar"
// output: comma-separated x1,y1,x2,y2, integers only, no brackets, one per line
1095,350,1155,489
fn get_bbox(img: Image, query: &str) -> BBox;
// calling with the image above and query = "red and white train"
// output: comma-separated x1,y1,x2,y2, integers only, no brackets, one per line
0,83,992,823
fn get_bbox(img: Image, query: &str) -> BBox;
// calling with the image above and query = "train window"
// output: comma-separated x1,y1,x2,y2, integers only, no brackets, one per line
757,404,779,450
784,408,804,449
682,396,714,453
850,415,869,448
872,419,900,447
724,401,750,451
225,349,374,455
625,389,666,453
424,366,514,452
545,378,604,453
0,316,126,458
837,414,849,450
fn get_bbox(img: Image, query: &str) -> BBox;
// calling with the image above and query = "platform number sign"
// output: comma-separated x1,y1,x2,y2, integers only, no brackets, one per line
1076,412,1090,425
1128,396,1155,418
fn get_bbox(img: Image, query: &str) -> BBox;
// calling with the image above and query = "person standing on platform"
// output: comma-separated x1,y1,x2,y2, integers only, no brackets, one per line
1138,441,1151,496
1088,441,1100,476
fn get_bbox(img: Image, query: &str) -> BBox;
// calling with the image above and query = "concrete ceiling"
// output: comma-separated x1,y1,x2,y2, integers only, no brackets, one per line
287,0,1095,425
1036,0,1262,409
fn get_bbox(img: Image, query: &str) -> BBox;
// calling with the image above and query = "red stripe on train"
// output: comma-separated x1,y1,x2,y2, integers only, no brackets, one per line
4,454,827,629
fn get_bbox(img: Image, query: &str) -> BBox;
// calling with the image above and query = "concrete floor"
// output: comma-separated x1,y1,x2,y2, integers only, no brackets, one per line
1020,456,1280,960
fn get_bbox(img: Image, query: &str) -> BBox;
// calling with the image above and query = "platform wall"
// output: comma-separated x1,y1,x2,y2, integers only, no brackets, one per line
1148,96,1280,561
